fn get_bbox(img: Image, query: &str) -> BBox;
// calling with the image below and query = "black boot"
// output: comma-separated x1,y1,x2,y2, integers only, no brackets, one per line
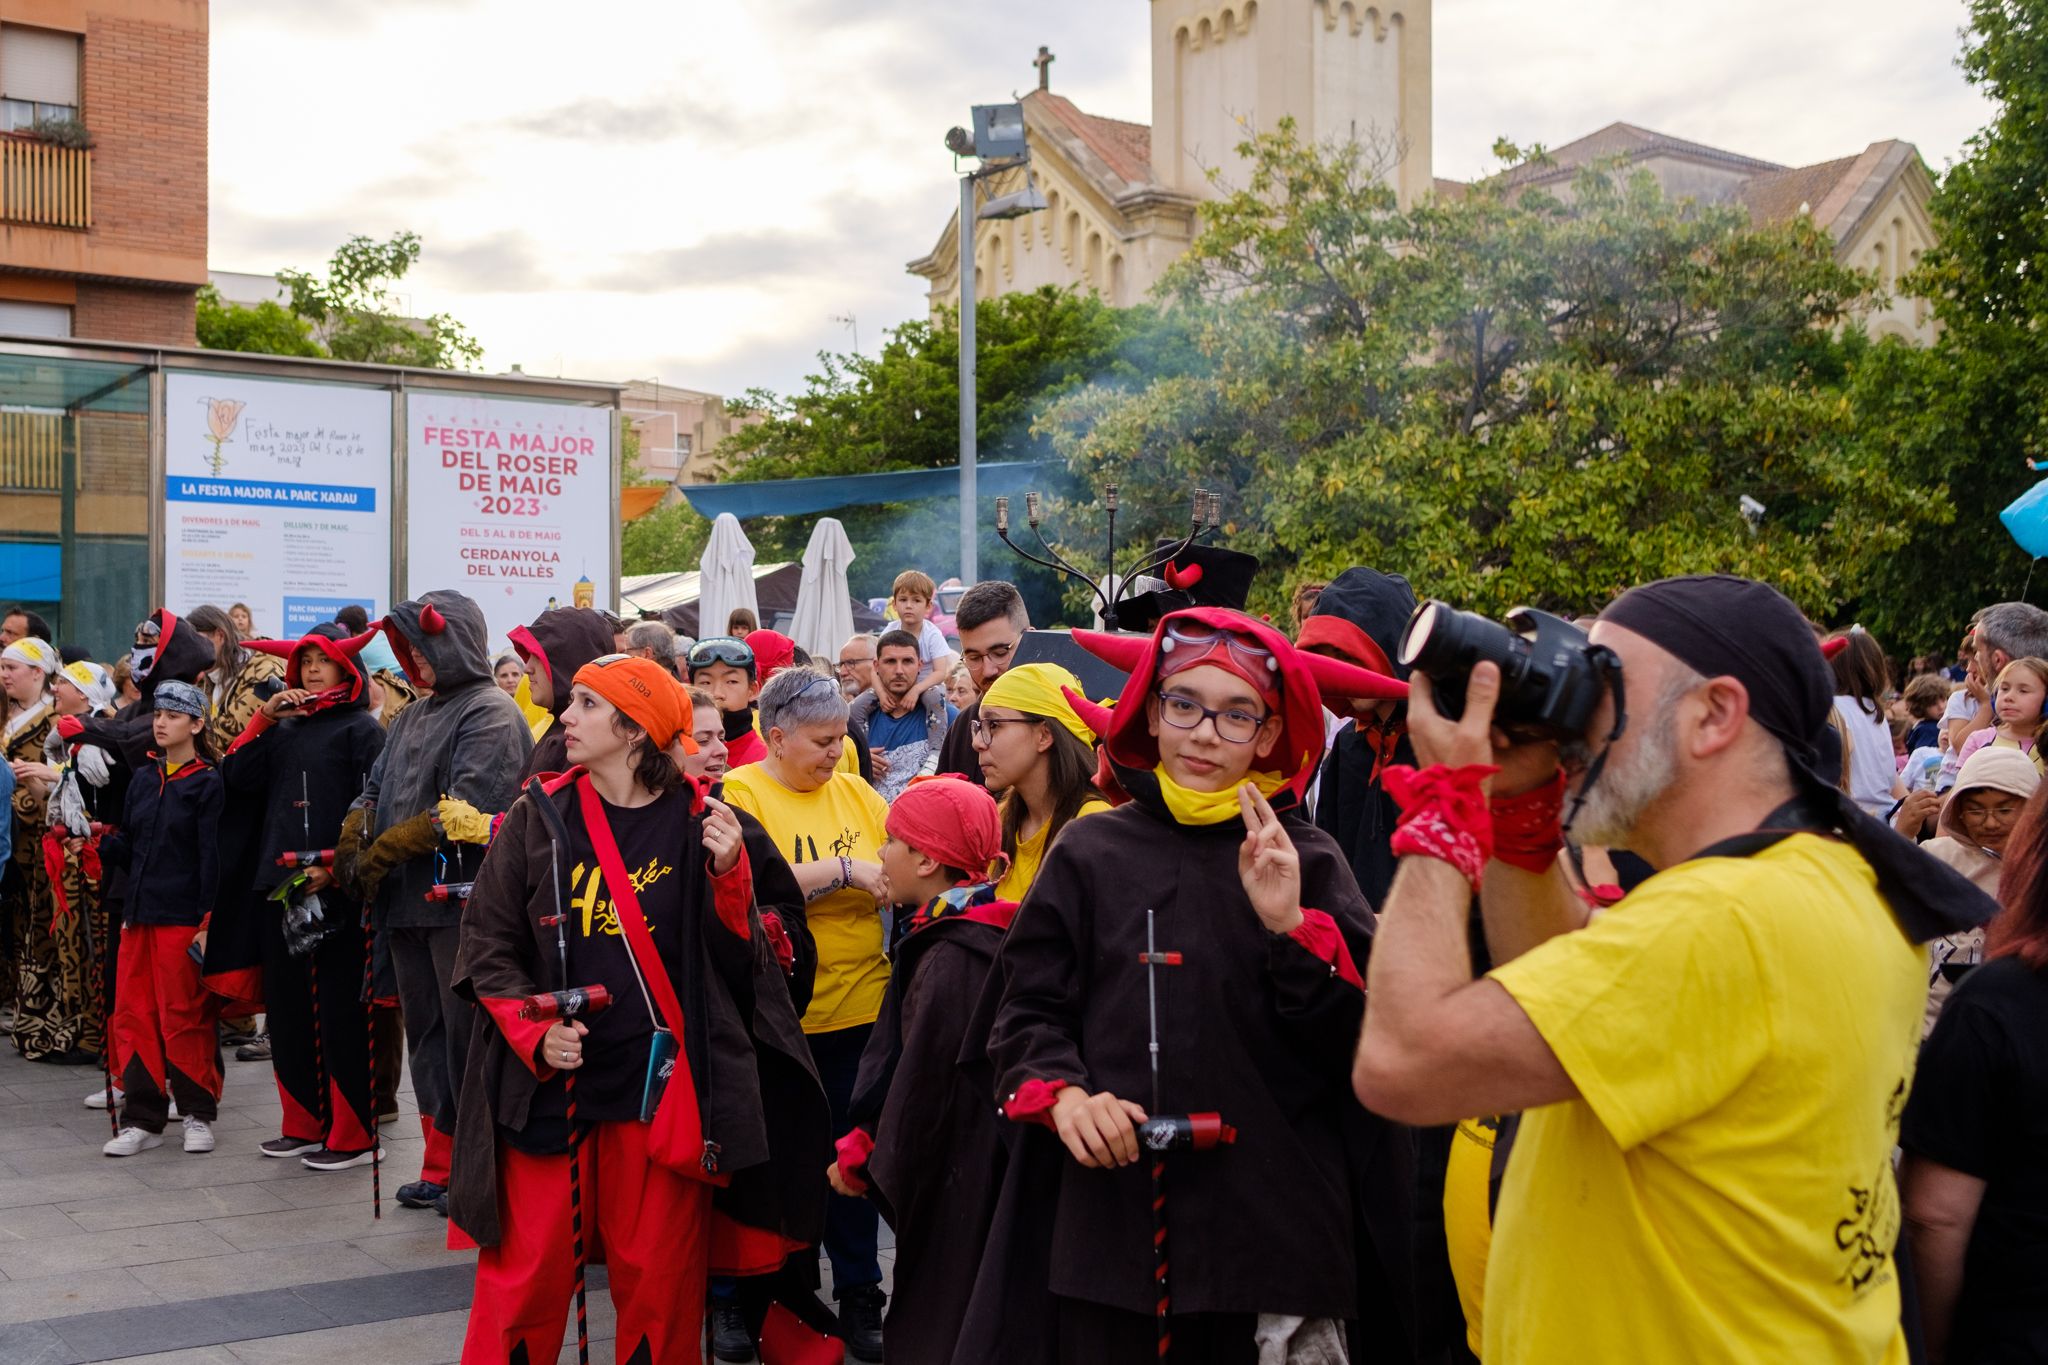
838,1283,885,1363
709,1296,754,1363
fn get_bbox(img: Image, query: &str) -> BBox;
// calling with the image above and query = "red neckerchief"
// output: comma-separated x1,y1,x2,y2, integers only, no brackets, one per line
1357,714,1406,786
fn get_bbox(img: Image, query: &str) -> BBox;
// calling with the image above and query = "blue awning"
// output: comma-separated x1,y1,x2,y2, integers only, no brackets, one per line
679,461,1050,520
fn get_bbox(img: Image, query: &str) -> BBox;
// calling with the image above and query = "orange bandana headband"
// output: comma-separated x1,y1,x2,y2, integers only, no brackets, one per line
572,654,692,752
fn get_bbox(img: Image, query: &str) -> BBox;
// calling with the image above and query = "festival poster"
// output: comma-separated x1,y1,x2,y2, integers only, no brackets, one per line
162,372,393,639
404,394,613,645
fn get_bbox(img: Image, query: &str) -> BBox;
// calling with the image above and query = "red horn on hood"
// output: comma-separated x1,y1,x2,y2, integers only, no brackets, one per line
1071,629,1153,674
243,638,296,661
1164,561,1205,591
335,628,378,656
419,604,447,635
1299,650,1410,702
1060,686,1116,740
1820,636,1849,661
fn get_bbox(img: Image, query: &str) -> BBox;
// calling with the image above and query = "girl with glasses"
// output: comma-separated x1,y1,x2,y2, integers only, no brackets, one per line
970,663,1109,903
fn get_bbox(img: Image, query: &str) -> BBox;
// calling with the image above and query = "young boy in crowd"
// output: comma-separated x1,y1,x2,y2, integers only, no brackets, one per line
829,777,1014,1361
890,572,956,698
97,681,224,1158
687,635,767,768
981,607,1403,1359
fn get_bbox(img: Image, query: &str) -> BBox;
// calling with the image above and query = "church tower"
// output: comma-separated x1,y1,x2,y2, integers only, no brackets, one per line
1149,0,1433,206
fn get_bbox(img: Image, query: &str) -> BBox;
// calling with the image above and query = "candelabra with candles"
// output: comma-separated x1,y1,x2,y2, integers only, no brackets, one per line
994,483,1222,631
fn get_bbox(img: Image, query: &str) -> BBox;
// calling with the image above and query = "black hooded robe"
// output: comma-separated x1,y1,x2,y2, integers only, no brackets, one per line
218,625,387,1150
979,795,1375,1360
843,896,1017,1364
508,607,616,780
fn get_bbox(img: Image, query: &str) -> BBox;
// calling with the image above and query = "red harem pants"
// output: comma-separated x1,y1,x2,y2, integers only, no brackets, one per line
109,923,220,1133
461,1120,710,1365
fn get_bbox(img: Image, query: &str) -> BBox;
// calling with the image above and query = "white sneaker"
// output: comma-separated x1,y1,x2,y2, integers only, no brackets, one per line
168,1098,181,1120
180,1116,214,1154
103,1126,162,1157
83,1084,124,1110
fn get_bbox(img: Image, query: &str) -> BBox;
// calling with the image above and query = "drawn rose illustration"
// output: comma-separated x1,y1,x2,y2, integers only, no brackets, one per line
201,398,246,474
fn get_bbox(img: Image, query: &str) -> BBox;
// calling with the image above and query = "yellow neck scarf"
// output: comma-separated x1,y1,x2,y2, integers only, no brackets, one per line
1153,765,1287,826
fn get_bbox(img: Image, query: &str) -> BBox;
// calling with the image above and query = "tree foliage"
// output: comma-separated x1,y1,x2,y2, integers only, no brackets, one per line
195,284,323,358
1038,122,1940,623
199,233,484,371
717,288,1185,616
1852,0,2048,652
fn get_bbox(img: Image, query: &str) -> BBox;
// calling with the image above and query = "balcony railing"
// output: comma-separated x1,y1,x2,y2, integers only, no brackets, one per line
0,139,90,230
0,411,62,491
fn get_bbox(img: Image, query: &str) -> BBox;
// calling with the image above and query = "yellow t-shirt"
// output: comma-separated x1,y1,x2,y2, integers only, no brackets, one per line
1443,1115,1502,1356
1484,834,1925,1365
721,762,891,1034
995,799,1111,903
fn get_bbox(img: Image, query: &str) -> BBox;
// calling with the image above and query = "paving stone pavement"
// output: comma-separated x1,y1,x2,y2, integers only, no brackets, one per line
0,1026,892,1362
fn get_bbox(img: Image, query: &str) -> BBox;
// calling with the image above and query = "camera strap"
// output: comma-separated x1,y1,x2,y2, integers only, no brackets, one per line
1560,647,1629,840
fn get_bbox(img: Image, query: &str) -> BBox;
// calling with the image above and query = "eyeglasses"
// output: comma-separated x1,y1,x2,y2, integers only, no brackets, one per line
961,639,1019,669
687,636,755,671
1155,689,1268,744
834,656,872,673
1163,619,1275,676
970,715,1037,745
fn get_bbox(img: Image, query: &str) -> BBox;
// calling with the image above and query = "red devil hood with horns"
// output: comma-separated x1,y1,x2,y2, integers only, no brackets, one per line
1067,606,1408,807
244,621,377,710
380,590,493,692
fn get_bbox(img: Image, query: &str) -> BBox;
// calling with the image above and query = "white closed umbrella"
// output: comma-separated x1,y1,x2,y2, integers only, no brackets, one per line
697,513,758,640
790,517,858,660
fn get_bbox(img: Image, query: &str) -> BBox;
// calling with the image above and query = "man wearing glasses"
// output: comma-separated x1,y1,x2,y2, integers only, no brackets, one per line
836,635,876,701
935,582,1030,787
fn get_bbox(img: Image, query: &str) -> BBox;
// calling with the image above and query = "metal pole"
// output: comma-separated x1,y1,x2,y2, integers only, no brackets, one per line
958,172,977,584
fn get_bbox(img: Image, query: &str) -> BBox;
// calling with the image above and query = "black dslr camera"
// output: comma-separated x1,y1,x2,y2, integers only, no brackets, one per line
1398,602,1618,738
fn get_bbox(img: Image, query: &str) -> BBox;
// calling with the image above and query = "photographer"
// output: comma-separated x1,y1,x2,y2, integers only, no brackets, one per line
1353,574,1998,1363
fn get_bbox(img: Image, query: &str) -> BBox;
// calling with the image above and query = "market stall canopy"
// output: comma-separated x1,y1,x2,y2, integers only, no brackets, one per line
678,460,1050,519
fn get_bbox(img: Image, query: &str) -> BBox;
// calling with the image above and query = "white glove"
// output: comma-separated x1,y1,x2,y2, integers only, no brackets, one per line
75,745,110,787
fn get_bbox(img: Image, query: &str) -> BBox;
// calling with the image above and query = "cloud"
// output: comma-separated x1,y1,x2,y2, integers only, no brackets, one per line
506,95,743,145
424,231,553,293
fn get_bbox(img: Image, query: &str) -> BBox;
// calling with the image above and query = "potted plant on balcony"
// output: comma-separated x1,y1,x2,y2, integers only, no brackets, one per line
23,117,92,150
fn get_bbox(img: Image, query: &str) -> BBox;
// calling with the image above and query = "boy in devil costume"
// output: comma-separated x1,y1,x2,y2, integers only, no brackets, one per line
341,591,531,1213
829,776,1017,1364
507,606,616,780
222,623,386,1168
980,607,1401,1363
449,655,828,1364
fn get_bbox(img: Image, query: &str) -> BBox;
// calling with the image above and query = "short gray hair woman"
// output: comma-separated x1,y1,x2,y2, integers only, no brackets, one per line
716,662,894,1297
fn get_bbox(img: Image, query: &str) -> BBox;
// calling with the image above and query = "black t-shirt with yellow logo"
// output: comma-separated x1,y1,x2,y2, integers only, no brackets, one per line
513,788,691,1149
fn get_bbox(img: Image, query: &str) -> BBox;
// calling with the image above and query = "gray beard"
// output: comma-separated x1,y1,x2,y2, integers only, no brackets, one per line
1570,704,1681,848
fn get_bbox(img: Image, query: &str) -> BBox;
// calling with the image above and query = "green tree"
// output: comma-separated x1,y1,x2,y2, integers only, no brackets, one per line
622,499,715,577
194,284,324,357
717,287,1186,618
1038,123,1938,623
1852,0,2048,652
279,232,484,370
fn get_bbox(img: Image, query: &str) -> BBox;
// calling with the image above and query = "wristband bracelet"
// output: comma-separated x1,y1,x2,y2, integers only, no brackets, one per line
838,854,852,890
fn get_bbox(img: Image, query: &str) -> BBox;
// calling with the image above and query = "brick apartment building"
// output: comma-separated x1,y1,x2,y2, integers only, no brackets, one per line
0,0,205,344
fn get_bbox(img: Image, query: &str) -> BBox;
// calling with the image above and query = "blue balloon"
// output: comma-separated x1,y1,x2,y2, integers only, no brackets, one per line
2002,478,2048,559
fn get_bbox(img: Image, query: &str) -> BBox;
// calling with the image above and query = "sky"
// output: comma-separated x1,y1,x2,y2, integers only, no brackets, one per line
209,0,1993,400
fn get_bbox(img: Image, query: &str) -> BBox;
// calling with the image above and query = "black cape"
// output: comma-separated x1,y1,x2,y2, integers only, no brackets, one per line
845,893,1017,1364
982,794,1375,1327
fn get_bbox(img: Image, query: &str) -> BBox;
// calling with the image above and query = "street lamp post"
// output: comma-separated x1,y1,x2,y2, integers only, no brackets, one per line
946,102,1045,585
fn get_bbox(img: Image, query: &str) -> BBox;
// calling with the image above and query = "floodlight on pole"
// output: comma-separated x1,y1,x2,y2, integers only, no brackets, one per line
949,98,1043,584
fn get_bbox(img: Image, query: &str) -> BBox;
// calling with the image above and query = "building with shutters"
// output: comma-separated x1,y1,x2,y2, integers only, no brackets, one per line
0,1,207,345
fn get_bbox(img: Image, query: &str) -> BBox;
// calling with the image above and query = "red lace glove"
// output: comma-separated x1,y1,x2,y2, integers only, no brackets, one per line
1384,763,1499,893
1491,768,1566,873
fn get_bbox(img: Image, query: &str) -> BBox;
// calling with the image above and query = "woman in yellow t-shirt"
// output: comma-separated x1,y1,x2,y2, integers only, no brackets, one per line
974,663,1109,903
719,663,892,1315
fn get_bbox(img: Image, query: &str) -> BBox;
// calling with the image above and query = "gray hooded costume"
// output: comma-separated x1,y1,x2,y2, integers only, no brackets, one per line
352,591,532,929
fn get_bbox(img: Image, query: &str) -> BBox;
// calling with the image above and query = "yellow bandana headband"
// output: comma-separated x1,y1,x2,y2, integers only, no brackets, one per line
981,663,1099,746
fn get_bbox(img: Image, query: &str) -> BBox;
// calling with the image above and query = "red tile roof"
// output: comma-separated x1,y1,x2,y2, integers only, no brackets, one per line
1027,91,1154,186
1735,154,1863,227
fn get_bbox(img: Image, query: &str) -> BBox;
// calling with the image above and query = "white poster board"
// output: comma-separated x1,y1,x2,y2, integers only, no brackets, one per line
163,373,393,639
404,394,613,645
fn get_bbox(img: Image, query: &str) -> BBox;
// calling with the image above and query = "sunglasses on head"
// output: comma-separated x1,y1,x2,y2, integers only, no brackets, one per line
687,636,755,671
